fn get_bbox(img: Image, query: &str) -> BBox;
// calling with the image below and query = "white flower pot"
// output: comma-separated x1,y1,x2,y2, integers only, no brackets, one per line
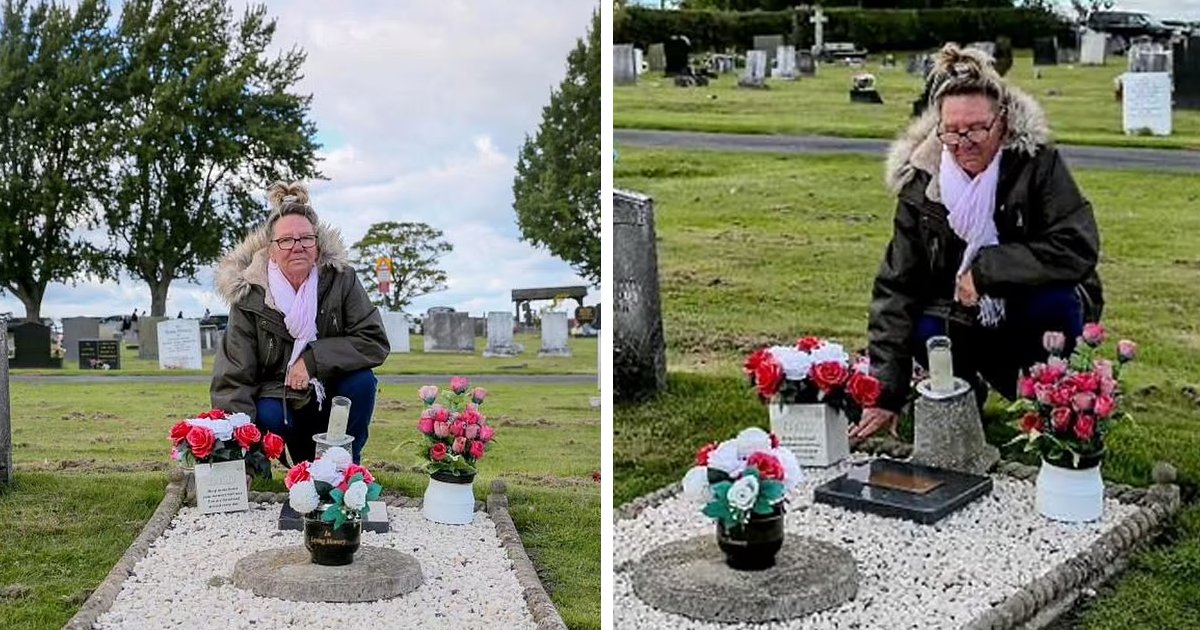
769,403,849,467
1036,459,1104,523
422,473,476,525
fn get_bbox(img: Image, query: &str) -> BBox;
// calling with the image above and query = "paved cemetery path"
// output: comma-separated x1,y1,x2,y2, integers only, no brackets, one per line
9,374,597,385
616,129,1200,172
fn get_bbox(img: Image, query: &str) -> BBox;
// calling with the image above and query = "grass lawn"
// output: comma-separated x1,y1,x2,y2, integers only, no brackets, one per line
14,333,597,377
0,380,600,630
615,51,1200,150
614,147,1200,629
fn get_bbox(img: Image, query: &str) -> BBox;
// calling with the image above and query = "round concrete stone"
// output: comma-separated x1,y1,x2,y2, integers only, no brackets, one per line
628,535,858,623
232,546,423,603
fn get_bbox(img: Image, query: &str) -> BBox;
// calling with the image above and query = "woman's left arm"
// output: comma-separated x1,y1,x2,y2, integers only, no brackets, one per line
971,147,1100,292
302,271,390,380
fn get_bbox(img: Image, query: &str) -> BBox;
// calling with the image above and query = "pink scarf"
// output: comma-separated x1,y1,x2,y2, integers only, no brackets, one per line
939,147,1005,326
267,260,325,404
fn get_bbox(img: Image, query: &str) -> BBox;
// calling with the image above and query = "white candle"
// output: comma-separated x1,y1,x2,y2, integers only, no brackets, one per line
927,336,954,394
327,397,351,440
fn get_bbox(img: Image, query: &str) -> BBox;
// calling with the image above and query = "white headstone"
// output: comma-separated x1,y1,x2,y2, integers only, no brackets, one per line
614,44,636,85
194,459,249,514
635,47,645,75
380,311,411,353
810,7,828,56
773,45,797,79
538,311,571,357
1122,72,1172,136
745,50,767,82
157,319,202,370
483,311,519,357
1081,29,1107,65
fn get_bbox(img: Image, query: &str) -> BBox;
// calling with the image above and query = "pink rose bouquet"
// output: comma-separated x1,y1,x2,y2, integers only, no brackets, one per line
414,377,496,477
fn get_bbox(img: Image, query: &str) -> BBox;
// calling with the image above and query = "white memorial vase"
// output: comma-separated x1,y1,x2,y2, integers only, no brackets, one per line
1036,456,1104,523
768,403,849,467
422,471,476,525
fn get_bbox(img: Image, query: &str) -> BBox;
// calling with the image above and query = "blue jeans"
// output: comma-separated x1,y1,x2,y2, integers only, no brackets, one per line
255,368,378,465
913,287,1083,403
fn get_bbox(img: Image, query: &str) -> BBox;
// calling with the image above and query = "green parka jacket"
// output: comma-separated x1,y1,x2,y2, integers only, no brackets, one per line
210,219,389,419
869,86,1103,413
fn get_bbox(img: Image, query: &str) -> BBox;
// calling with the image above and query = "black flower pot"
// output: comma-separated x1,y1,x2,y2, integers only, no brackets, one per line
716,506,785,571
303,509,362,566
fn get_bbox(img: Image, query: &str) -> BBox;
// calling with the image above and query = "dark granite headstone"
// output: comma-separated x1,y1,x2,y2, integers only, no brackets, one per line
850,89,884,104
9,321,61,369
753,34,785,69
813,458,992,525
1173,37,1200,110
994,36,1014,76
663,36,691,76
1033,37,1058,67
614,190,666,402
78,339,121,370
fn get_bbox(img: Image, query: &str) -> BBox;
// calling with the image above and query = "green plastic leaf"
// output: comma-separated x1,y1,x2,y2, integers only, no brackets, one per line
321,505,339,522
331,488,345,504
348,473,364,486
366,483,382,501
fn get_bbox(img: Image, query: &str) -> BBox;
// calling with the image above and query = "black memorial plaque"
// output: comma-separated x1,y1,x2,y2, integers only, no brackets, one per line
78,339,121,370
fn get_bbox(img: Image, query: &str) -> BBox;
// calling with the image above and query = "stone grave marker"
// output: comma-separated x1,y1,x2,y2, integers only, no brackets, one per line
199,324,220,355
647,43,666,73
1174,37,1200,110
813,458,993,524
753,34,784,69
994,36,1013,76
1081,29,1108,65
1033,37,1058,66
614,190,666,401
634,47,644,75
850,72,883,104
62,317,100,362
738,50,768,89
380,310,411,353
708,53,735,74
78,339,121,370
1122,71,1172,135
966,41,996,60
0,321,10,485
796,49,816,77
423,311,474,353
663,36,691,76
157,319,202,370
483,311,520,357
810,7,828,57
9,321,61,368
537,311,571,357
772,45,797,79
137,316,166,359
614,44,636,85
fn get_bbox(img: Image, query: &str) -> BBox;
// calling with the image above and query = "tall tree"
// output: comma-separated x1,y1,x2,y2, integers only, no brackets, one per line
349,221,453,314
105,0,320,316
512,10,600,287
0,0,115,321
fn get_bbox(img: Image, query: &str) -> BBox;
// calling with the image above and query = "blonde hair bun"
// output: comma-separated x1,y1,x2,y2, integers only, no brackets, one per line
267,181,311,210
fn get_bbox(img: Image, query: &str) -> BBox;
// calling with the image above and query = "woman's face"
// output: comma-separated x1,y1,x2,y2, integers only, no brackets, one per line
938,94,1005,177
270,214,319,277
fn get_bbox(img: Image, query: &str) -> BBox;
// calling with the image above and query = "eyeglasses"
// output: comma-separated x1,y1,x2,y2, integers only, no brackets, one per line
272,235,318,250
937,112,1003,146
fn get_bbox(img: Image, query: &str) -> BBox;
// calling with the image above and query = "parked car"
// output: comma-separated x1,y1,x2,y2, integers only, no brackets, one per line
1086,11,1174,53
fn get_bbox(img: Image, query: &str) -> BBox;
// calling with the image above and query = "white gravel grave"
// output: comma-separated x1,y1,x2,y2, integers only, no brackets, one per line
95,502,537,630
615,456,1139,630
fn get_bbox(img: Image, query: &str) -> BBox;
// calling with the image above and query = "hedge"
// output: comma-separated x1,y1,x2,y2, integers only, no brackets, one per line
615,6,1073,53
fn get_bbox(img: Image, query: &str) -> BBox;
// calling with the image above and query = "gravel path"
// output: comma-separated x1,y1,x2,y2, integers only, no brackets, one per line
615,129,1200,173
95,502,537,630
615,456,1137,629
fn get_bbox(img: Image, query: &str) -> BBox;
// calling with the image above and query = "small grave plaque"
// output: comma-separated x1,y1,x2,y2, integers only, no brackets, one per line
78,339,121,370
194,459,249,514
813,458,992,524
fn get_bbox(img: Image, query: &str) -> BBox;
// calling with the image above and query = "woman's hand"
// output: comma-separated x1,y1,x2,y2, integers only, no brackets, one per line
956,270,979,307
286,360,310,390
849,407,900,443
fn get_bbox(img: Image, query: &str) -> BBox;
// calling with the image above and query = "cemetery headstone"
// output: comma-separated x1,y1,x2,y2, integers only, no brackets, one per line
614,44,636,85
881,53,896,68
483,311,520,357
796,49,816,77
380,311,411,353
634,47,644,75
1122,71,1173,135
537,311,571,357
810,7,828,57
906,54,922,75
78,339,121,370
1174,37,1200,110
614,190,666,402
1128,42,1171,73
62,317,100,362
647,43,666,73
738,50,768,89
1033,37,1058,67
663,36,691,76
137,316,166,359
850,73,883,104
157,319,202,370
994,36,1014,76
0,321,10,485
966,41,996,60
472,316,487,338
753,35,784,70
423,311,474,353
772,45,797,79
9,321,61,368
1058,47,1079,65
199,324,220,355
708,54,736,74
1081,29,1108,65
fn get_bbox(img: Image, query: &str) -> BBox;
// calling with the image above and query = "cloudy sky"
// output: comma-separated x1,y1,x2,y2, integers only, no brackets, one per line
2,0,599,322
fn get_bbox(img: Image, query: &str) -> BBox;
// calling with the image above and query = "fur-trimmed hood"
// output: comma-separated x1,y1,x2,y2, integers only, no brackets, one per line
884,85,1052,201
214,220,351,308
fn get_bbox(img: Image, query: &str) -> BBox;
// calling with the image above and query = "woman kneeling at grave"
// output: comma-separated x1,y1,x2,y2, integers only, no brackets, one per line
850,44,1104,441
210,181,389,465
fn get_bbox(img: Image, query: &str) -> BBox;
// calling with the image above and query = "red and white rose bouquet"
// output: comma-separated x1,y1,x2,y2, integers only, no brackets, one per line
1008,323,1137,469
680,428,803,530
284,447,383,528
415,377,496,477
743,336,883,423
168,409,284,479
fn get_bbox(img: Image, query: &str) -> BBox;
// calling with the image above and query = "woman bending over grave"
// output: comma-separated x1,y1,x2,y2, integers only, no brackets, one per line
850,44,1103,441
210,181,389,465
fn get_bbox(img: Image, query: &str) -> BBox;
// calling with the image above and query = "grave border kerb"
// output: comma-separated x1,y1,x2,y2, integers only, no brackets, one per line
63,476,567,630
615,442,1182,630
